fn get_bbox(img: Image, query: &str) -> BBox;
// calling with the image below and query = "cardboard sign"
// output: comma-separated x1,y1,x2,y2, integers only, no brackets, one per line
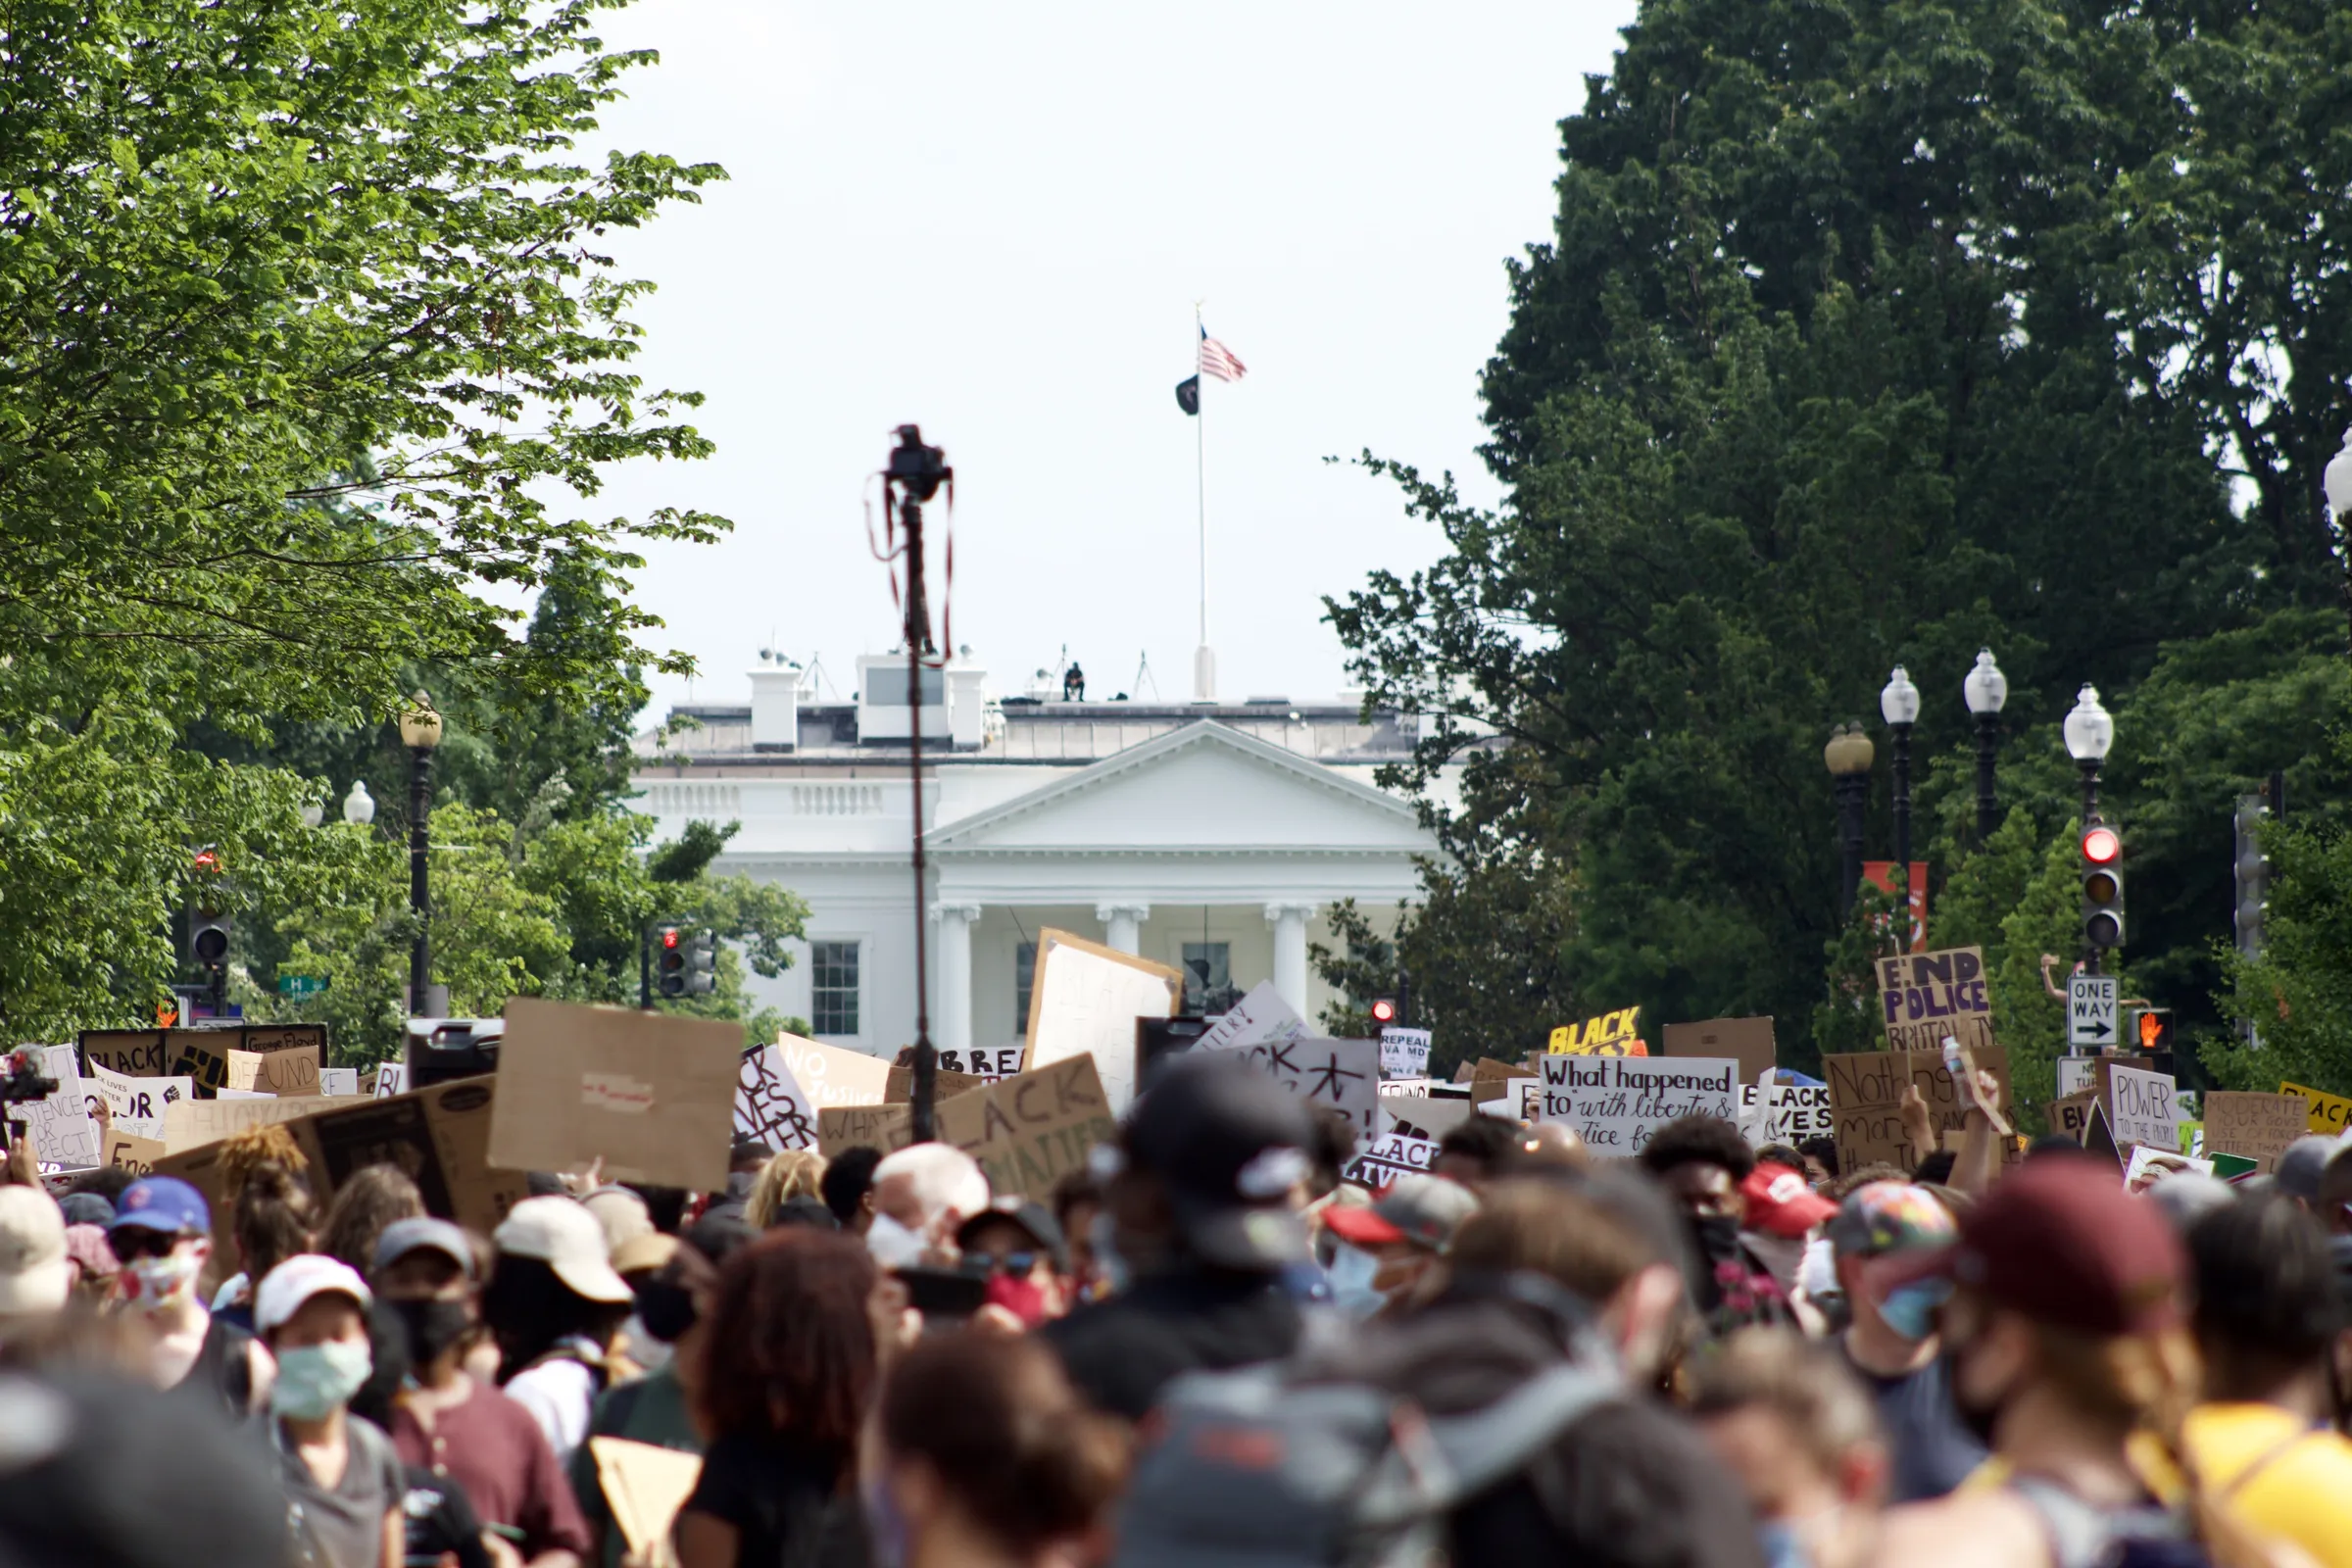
1379,1028,1432,1080
2081,1100,2124,1169
1547,1007,1643,1055
2107,1064,2179,1152
80,1024,327,1091
227,1044,320,1097
1195,980,1309,1054
1379,1091,1473,1144
2281,1081,2352,1137
156,1075,524,1238
1534,1054,1739,1155
1740,1082,1835,1144
318,1068,359,1098
373,1061,409,1099
2048,1088,2099,1143
1823,1046,2013,1173
104,1129,166,1176
90,1062,190,1140
1468,1057,1536,1105
165,1094,369,1153
1662,1016,1777,1084
934,1047,1026,1082
774,1034,894,1109
1342,1131,1442,1187
1225,1037,1381,1140
734,1047,818,1152
2201,1092,2309,1174
489,1000,740,1194
588,1437,702,1559
933,1056,1116,1200
1875,947,1996,1055
884,1065,984,1103
1021,928,1184,1116
816,1103,918,1157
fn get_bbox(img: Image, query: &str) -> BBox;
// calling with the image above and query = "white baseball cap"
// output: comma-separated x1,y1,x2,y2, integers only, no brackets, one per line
493,1197,632,1304
255,1254,372,1334
0,1188,70,1317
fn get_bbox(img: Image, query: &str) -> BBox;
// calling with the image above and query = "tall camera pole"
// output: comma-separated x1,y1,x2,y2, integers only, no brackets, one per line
881,428,952,1142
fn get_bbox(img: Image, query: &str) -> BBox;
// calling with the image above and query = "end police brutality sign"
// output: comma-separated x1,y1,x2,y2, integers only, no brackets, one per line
1877,946,1997,1054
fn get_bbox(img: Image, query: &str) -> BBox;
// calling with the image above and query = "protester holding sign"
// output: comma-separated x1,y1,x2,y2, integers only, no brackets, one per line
108,1174,271,1418
255,1254,406,1568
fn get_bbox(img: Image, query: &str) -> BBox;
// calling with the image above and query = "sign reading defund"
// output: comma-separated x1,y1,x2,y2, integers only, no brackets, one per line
1535,1054,1739,1156
1877,946,1996,1055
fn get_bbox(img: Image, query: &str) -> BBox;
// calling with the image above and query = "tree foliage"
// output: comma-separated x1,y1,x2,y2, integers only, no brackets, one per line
1328,0,2352,1067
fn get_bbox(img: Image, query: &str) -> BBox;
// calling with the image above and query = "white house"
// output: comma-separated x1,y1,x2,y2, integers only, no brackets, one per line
631,651,1448,1057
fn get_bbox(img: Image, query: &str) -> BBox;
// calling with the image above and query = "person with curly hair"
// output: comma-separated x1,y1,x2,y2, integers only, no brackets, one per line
1639,1114,1795,1336
676,1228,882,1568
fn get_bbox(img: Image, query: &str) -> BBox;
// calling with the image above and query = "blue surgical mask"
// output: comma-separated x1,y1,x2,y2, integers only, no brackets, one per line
1758,1521,1809,1568
1326,1242,1385,1320
1878,1278,1952,1343
271,1341,372,1421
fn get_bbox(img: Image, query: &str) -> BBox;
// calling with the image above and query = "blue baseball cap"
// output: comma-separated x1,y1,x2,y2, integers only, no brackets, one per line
109,1177,211,1238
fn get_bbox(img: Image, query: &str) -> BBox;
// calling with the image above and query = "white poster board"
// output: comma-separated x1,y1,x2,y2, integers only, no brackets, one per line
1195,980,1309,1054
90,1062,191,1141
372,1061,409,1099
1379,1028,1433,1080
1740,1082,1835,1144
734,1046,819,1152
1022,928,1184,1115
1537,1054,1739,1157
1226,1036,1381,1140
14,1047,100,1169
773,1033,893,1109
319,1068,359,1098
2109,1064,2180,1152
1342,1131,1443,1187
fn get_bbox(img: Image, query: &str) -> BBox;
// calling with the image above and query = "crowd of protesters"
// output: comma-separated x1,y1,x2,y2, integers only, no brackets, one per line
2,1053,2351,1568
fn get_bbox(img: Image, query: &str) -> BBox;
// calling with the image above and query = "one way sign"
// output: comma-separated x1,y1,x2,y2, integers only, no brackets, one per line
2068,974,2119,1047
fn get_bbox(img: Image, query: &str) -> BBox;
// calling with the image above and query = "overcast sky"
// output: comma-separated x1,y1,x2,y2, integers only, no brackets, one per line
583,1,1642,718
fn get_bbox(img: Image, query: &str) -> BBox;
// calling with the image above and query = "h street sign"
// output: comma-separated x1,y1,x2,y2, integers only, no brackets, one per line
2068,973,2119,1047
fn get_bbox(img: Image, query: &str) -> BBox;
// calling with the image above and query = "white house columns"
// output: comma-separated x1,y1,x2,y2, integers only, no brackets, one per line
931,902,981,1056
1264,902,1318,1015
1096,902,1151,956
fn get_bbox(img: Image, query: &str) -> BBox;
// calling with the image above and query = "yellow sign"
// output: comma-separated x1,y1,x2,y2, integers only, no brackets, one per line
1548,1007,1644,1056
2281,1081,2352,1136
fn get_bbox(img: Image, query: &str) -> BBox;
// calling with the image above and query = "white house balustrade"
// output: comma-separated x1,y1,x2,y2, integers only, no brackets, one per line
790,783,887,816
641,782,743,817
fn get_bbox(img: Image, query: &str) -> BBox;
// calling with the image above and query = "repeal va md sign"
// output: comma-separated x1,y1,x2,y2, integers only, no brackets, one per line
1878,946,1997,1054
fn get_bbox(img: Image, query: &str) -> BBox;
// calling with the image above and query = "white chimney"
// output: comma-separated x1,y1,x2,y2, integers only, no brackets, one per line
749,657,801,751
946,646,987,749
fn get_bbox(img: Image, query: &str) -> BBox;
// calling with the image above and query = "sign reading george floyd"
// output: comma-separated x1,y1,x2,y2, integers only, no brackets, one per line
488,999,740,1194
1876,947,1996,1055
1547,1006,1643,1056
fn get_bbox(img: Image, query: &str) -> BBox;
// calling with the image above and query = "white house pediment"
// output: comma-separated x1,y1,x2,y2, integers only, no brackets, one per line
928,720,1432,856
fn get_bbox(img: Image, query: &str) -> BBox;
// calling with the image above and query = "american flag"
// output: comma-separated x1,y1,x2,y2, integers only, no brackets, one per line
1198,324,1247,383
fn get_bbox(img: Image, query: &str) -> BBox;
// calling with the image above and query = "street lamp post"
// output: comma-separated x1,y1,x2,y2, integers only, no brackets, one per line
1880,666,1921,876
2063,683,2116,975
1824,722,1876,917
399,691,444,1015
1962,648,2008,842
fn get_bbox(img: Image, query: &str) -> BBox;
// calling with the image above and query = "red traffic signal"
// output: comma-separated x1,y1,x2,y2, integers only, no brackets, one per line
1369,998,1398,1026
192,847,220,872
662,928,680,950
2082,825,2120,865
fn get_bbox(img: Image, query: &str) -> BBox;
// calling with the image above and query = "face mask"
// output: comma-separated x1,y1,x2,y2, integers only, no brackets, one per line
632,1277,698,1345
861,1470,911,1568
866,1213,927,1269
272,1340,373,1421
1878,1278,1951,1344
127,1251,201,1309
1087,1211,1132,1296
1691,1214,1745,1262
1757,1521,1811,1568
1797,1237,1839,1302
983,1271,1054,1329
390,1298,474,1365
1326,1242,1385,1320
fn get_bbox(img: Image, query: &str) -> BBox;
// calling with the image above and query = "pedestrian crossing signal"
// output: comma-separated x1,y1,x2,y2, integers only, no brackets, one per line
2136,1009,2172,1052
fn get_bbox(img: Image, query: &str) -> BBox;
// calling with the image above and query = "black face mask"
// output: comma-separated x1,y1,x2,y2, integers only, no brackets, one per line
1945,1338,2009,1448
1690,1213,1745,1262
390,1298,475,1366
633,1277,697,1345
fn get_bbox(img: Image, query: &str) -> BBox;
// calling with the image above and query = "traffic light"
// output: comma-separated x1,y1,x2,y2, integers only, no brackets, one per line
2136,1008,2173,1053
1369,998,1398,1027
188,845,231,970
2234,793,2269,958
682,929,717,996
653,921,687,997
2081,823,2125,950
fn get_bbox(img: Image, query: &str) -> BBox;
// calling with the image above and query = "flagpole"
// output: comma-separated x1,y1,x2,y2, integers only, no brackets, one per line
1193,303,1211,702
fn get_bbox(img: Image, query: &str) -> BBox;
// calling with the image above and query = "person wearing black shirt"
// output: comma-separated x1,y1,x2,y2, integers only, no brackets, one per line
1040,1053,1315,1422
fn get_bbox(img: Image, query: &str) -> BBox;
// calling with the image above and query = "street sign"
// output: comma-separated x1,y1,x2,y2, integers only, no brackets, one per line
276,975,328,999
2068,974,2118,1047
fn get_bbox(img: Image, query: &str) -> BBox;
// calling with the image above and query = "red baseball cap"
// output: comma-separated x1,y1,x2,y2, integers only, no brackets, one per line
1882,1157,2185,1337
1740,1162,1838,1239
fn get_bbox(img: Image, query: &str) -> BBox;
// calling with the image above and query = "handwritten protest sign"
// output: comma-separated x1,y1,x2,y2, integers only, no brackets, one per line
1342,1131,1442,1187
884,1066,983,1103
227,1043,320,1097
2281,1081,2352,1137
1379,1091,1473,1144
372,1062,409,1099
1225,1037,1380,1139
1195,981,1308,1054
91,1062,189,1140
1824,1046,2013,1173
165,1094,368,1153
1022,928,1184,1115
490,1000,739,1193
1876,947,1996,1055
734,1047,818,1152
775,1034,892,1109
1548,1006,1643,1055
2048,1088,2099,1144
15,1047,99,1169
1740,1082,1835,1144
104,1129,165,1176
2202,1092,2309,1173
934,1056,1116,1200
2107,1063,2179,1151
1662,1017,1776,1083
1535,1054,1738,1155
816,1102,917,1157
1379,1028,1432,1080
318,1068,359,1098
934,1047,1026,1082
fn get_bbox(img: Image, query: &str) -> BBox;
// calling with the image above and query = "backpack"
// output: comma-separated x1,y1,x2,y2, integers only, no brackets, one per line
1112,1281,1622,1568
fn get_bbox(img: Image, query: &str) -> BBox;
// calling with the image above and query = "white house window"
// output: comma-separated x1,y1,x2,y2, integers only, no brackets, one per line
811,941,861,1036
1183,942,1240,1015
1015,940,1038,1037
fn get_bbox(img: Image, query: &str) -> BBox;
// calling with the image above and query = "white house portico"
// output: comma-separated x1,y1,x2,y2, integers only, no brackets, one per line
633,653,1452,1058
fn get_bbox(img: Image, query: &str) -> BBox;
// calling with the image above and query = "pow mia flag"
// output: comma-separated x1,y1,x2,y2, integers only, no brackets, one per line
1175,374,1200,416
